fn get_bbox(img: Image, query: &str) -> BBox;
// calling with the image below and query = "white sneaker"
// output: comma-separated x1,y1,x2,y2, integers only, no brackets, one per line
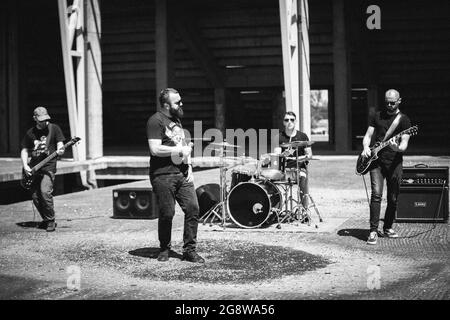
367,231,378,245
383,228,399,238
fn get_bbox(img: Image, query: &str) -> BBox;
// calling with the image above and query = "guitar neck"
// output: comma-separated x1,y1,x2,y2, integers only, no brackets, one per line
31,141,74,172
373,128,412,153
32,152,58,172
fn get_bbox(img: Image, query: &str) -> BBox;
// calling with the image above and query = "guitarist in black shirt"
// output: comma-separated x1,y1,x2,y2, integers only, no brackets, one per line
361,89,412,245
20,107,65,232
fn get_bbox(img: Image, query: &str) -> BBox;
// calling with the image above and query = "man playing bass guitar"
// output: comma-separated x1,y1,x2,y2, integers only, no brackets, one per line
21,107,65,232
361,89,412,245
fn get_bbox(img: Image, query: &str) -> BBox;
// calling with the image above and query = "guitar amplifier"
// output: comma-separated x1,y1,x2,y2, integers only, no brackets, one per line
396,165,449,222
113,188,159,219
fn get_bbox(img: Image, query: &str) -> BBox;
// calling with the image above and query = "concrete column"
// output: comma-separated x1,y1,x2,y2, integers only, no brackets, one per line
297,0,311,137
279,0,299,125
333,0,352,152
85,0,103,159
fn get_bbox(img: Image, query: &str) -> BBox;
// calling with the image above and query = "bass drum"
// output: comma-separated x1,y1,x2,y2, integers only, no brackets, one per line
227,180,282,228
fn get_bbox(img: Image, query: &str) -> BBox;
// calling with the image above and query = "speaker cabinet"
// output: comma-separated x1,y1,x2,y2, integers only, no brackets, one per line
396,186,449,223
113,188,158,219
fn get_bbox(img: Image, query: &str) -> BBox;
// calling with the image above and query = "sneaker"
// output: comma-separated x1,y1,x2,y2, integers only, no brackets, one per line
157,249,170,262
46,221,56,232
383,228,399,238
367,231,378,245
182,251,205,263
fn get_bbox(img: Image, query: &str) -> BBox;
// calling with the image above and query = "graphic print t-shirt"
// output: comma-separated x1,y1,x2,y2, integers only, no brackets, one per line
20,123,65,173
146,111,189,177
369,110,411,166
279,130,310,169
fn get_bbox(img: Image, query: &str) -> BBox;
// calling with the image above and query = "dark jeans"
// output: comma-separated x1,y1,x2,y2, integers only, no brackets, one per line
369,161,403,232
150,173,200,253
31,171,56,222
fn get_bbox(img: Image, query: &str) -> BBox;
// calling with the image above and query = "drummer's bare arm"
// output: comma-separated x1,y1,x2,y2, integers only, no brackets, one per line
305,147,312,158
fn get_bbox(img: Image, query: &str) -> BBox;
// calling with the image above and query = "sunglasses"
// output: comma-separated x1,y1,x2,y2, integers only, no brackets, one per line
386,100,398,106
284,118,295,122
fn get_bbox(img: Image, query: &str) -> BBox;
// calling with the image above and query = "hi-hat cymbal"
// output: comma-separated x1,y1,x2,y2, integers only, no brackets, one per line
185,138,214,141
224,156,257,162
285,155,319,161
280,141,315,148
209,142,241,148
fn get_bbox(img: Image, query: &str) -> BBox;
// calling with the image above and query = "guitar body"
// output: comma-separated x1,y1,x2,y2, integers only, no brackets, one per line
355,152,378,175
20,169,35,190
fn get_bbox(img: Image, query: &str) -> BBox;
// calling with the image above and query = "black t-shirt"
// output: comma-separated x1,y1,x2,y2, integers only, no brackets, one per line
369,110,412,166
20,123,65,173
146,111,189,177
279,130,310,169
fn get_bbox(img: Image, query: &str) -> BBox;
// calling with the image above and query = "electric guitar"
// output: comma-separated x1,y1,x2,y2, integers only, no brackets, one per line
355,126,418,175
20,137,81,190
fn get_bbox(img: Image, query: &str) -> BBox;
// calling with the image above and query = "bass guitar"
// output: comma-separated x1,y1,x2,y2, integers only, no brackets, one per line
20,137,81,190
355,126,418,175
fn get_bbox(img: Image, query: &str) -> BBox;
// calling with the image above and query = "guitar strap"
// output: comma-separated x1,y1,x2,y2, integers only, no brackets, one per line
45,123,54,151
382,113,402,142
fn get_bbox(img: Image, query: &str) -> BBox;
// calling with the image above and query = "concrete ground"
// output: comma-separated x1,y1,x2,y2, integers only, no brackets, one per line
0,155,449,300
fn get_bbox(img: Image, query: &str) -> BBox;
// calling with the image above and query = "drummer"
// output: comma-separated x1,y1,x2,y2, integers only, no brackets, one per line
278,111,312,206
279,111,311,165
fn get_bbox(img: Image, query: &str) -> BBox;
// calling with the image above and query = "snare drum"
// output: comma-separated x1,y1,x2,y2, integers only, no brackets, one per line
268,153,285,171
284,168,307,183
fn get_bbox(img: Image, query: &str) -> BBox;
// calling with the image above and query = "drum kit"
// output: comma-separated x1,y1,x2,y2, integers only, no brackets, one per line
200,140,323,229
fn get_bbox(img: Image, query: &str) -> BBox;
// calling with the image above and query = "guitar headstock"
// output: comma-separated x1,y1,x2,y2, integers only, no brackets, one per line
67,137,81,146
405,125,418,136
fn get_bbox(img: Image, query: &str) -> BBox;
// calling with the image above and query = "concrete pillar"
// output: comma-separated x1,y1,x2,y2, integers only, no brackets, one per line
85,0,103,159
333,0,352,152
279,0,299,126
297,0,311,137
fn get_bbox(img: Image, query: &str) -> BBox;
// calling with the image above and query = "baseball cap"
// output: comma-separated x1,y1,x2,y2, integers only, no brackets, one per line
33,106,51,121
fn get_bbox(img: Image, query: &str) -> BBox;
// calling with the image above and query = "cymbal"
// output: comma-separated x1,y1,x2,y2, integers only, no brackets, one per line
285,155,319,161
224,156,258,162
280,141,315,148
209,142,241,148
185,138,213,141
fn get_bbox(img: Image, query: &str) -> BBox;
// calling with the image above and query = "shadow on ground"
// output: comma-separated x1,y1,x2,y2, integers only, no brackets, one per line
16,221,44,229
130,240,331,284
129,247,183,260
337,228,369,241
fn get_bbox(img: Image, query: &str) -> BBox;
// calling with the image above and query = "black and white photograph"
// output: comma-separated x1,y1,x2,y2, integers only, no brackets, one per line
0,0,449,310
